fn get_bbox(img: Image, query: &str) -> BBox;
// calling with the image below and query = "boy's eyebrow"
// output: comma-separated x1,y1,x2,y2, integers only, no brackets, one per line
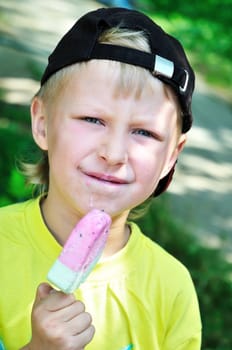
70,103,111,116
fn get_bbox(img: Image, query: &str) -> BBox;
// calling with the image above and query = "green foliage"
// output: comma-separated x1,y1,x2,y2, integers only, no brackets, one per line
135,196,232,350
137,0,232,88
0,101,34,205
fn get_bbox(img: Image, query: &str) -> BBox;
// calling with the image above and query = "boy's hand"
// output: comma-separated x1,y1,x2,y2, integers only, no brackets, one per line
26,283,95,350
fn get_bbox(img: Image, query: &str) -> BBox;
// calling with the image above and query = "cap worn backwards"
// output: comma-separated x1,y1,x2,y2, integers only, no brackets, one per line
41,7,195,196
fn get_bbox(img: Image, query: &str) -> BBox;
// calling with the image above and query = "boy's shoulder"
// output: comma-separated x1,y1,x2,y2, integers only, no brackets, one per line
0,198,37,238
128,222,197,307
131,222,191,280
0,199,31,218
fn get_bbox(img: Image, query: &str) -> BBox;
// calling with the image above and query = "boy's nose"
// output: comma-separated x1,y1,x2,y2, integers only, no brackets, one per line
98,132,128,166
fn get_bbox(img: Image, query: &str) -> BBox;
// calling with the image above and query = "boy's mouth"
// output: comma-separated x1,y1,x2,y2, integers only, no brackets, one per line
84,171,128,185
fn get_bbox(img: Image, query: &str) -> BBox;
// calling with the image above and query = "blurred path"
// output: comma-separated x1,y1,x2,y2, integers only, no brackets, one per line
0,0,231,255
169,85,232,257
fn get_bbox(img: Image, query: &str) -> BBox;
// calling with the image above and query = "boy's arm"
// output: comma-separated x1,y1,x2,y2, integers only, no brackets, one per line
20,283,94,350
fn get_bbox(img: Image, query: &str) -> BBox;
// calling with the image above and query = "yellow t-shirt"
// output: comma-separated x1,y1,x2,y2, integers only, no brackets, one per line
0,198,201,350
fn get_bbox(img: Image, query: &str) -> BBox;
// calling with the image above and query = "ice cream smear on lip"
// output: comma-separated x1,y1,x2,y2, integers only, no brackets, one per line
47,209,111,293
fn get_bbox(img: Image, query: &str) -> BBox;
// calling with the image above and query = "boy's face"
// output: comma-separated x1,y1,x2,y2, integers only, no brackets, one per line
32,61,185,218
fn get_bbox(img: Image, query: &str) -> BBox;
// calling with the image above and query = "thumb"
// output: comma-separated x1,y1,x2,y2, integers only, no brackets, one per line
35,282,54,302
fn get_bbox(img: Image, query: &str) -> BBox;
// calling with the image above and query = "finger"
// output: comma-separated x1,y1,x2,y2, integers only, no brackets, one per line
60,300,86,322
44,290,77,312
67,311,93,335
34,283,54,304
35,283,78,312
73,324,95,348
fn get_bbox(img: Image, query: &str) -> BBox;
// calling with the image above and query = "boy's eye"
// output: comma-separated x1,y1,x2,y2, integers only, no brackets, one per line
133,129,153,138
82,117,103,125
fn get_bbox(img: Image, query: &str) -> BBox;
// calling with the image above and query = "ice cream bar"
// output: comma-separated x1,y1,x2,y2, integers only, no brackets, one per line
47,209,111,293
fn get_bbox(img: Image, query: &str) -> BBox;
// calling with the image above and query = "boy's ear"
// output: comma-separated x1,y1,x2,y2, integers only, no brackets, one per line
31,97,48,150
160,133,187,179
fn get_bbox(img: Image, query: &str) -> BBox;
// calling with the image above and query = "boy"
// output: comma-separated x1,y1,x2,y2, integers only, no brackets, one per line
0,7,201,350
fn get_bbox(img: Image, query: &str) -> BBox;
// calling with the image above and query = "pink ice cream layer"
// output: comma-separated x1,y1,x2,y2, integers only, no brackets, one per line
58,209,111,271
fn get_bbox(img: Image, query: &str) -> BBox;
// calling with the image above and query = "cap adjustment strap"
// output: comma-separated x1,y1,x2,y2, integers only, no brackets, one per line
153,55,174,79
91,43,189,94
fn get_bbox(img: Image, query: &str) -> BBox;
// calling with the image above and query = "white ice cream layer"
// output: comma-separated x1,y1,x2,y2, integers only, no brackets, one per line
47,259,83,293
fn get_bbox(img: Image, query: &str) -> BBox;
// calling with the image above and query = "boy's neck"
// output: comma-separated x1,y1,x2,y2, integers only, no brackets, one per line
40,196,131,258
102,222,131,258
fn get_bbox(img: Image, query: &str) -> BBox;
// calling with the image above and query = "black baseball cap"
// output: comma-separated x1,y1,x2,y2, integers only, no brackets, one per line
41,7,195,196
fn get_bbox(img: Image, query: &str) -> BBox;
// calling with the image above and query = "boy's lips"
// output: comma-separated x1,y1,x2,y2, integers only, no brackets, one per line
83,171,129,185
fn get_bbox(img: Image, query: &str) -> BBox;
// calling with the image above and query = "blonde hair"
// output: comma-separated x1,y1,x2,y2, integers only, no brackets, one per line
22,26,181,203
